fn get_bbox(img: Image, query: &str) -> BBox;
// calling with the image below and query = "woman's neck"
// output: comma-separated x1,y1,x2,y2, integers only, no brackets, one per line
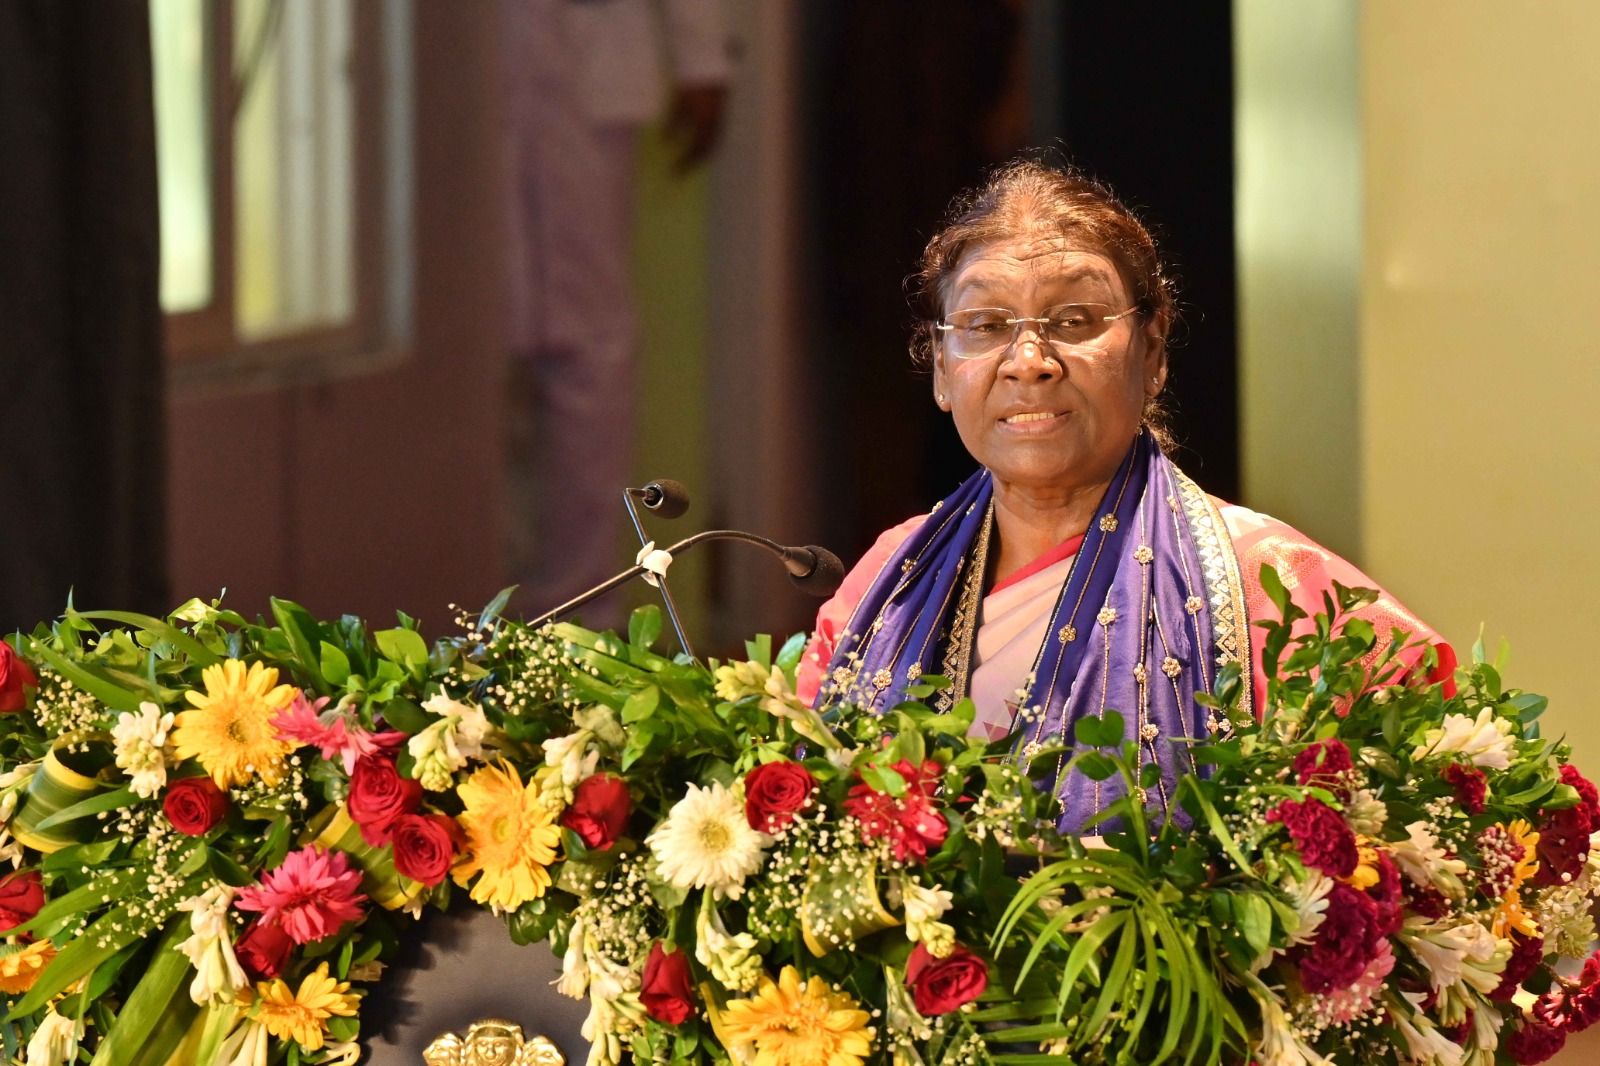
989,477,1111,584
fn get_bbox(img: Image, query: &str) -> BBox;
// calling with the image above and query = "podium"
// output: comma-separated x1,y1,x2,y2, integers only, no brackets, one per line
361,904,590,1065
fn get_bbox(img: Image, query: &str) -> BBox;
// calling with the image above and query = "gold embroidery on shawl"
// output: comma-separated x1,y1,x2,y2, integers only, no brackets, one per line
937,504,993,710
1174,471,1253,718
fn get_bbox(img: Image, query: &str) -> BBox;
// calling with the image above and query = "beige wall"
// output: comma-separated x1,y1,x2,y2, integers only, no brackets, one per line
1236,0,1363,560
1361,1,1600,772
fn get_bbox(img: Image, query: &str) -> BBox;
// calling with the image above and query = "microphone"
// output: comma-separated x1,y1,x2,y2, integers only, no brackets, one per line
628,479,690,519
528,529,846,629
777,545,846,597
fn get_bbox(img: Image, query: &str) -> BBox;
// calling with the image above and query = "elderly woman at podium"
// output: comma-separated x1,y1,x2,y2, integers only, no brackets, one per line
797,161,1453,833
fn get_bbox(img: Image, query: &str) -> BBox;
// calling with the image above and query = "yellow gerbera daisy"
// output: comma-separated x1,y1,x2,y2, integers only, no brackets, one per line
254,962,359,1051
1340,839,1381,891
0,940,57,994
453,762,562,910
172,660,297,788
1506,820,1541,887
720,966,875,1066
1492,820,1543,939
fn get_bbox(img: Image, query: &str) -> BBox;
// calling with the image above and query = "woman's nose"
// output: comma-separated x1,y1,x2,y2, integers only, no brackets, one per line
998,331,1061,379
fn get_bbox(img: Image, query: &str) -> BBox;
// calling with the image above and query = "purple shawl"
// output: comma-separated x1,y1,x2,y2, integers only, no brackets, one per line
816,431,1242,833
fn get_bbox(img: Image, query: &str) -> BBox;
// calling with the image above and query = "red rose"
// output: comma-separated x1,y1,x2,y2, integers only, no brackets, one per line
560,774,631,851
640,941,695,1025
163,776,229,836
1295,883,1382,993
1443,763,1488,815
1267,797,1358,878
0,870,44,933
0,641,38,714
234,919,294,980
390,813,459,886
906,943,988,1015
1506,1016,1567,1065
744,761,817,833
348,755,423,847
844,759,949,864
1293,738,1354,794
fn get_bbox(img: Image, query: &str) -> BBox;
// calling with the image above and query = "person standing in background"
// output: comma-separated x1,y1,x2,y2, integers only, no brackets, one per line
500,0,732,626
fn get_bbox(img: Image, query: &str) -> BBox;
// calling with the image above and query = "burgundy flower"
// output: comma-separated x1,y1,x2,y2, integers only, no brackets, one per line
1492,935,1547,1001
0,870,44,933
844,759,948,864
0,641,36,714
1293,738,1354,794
560,774,631,851
1506,1016,1567,1065
640,942,695,1025
1268,796,1358,878
163,777,229,836
390,813,459,886
1562,763,1600,822
906,943,988,1015
347,755,423,847
1368,851,1404,937
743,761,817,834
1443,762,1488,815
1295,883,1383,993
1534,805,1592,888
234,919,294,980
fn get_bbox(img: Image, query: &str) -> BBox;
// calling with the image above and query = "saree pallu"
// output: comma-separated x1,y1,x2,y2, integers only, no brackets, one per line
812,431,1252,833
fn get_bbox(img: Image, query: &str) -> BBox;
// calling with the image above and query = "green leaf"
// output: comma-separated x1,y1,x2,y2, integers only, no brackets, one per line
1073,710,1125,749
621,686,661,724
320,641,353,686
1259,564,1290,618
1236,891,1272,959
24,642,145,715
378,697,430,735
375,627,430,673
629,606,663,650
32,785,137,833
1073,752,1118,782
477,586,518,632
269,597,330,696
860,765,908,797
75,611,221,668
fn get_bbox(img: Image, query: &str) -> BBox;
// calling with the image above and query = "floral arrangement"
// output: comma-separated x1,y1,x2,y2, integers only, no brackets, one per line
0,575,1597,1066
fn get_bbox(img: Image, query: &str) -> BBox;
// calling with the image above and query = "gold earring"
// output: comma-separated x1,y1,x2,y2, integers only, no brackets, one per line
937,393,946,404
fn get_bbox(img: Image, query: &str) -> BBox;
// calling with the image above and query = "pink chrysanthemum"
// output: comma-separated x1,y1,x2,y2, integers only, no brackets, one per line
235,847,367,944
274,693,406,774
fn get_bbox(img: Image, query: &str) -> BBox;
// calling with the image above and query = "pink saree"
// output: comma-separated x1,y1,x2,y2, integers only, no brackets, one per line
796,500,1455,721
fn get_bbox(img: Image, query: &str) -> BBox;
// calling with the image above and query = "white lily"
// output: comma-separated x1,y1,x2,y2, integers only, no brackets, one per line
1250,984,1331,1066
1392,994,1466,1066
696,898,763,992
1391,821,1468,896
1282,870,1335,948
1412,708,1515,770
111,702,175,799
25,1012,81,1066
175,884,249,1003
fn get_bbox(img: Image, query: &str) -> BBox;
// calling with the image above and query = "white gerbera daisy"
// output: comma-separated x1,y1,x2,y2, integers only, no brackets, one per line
111,701,175,799
648,782,770,899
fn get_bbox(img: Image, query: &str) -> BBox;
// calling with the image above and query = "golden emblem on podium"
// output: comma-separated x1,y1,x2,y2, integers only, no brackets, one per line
422,1020,565,1066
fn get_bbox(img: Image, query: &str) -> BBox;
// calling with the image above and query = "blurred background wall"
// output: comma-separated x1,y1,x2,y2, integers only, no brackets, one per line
4,0,1598,796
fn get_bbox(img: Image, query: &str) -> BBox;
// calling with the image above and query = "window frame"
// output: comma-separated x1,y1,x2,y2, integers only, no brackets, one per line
163,1,404,384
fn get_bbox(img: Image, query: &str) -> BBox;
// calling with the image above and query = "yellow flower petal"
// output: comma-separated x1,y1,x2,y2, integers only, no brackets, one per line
172,660,297,789
453,762,562,910
720,966,874,1066
254,962,358,1051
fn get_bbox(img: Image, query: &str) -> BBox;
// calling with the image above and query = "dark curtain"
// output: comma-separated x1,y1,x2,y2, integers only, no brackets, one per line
1059,1,1239,500
0,0,168,633
803,0,1023,565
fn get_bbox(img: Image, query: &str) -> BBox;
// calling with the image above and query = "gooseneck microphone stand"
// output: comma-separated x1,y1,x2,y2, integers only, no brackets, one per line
527,526,845,639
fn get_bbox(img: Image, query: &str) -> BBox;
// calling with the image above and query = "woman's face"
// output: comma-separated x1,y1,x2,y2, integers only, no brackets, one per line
931,237,1166,497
